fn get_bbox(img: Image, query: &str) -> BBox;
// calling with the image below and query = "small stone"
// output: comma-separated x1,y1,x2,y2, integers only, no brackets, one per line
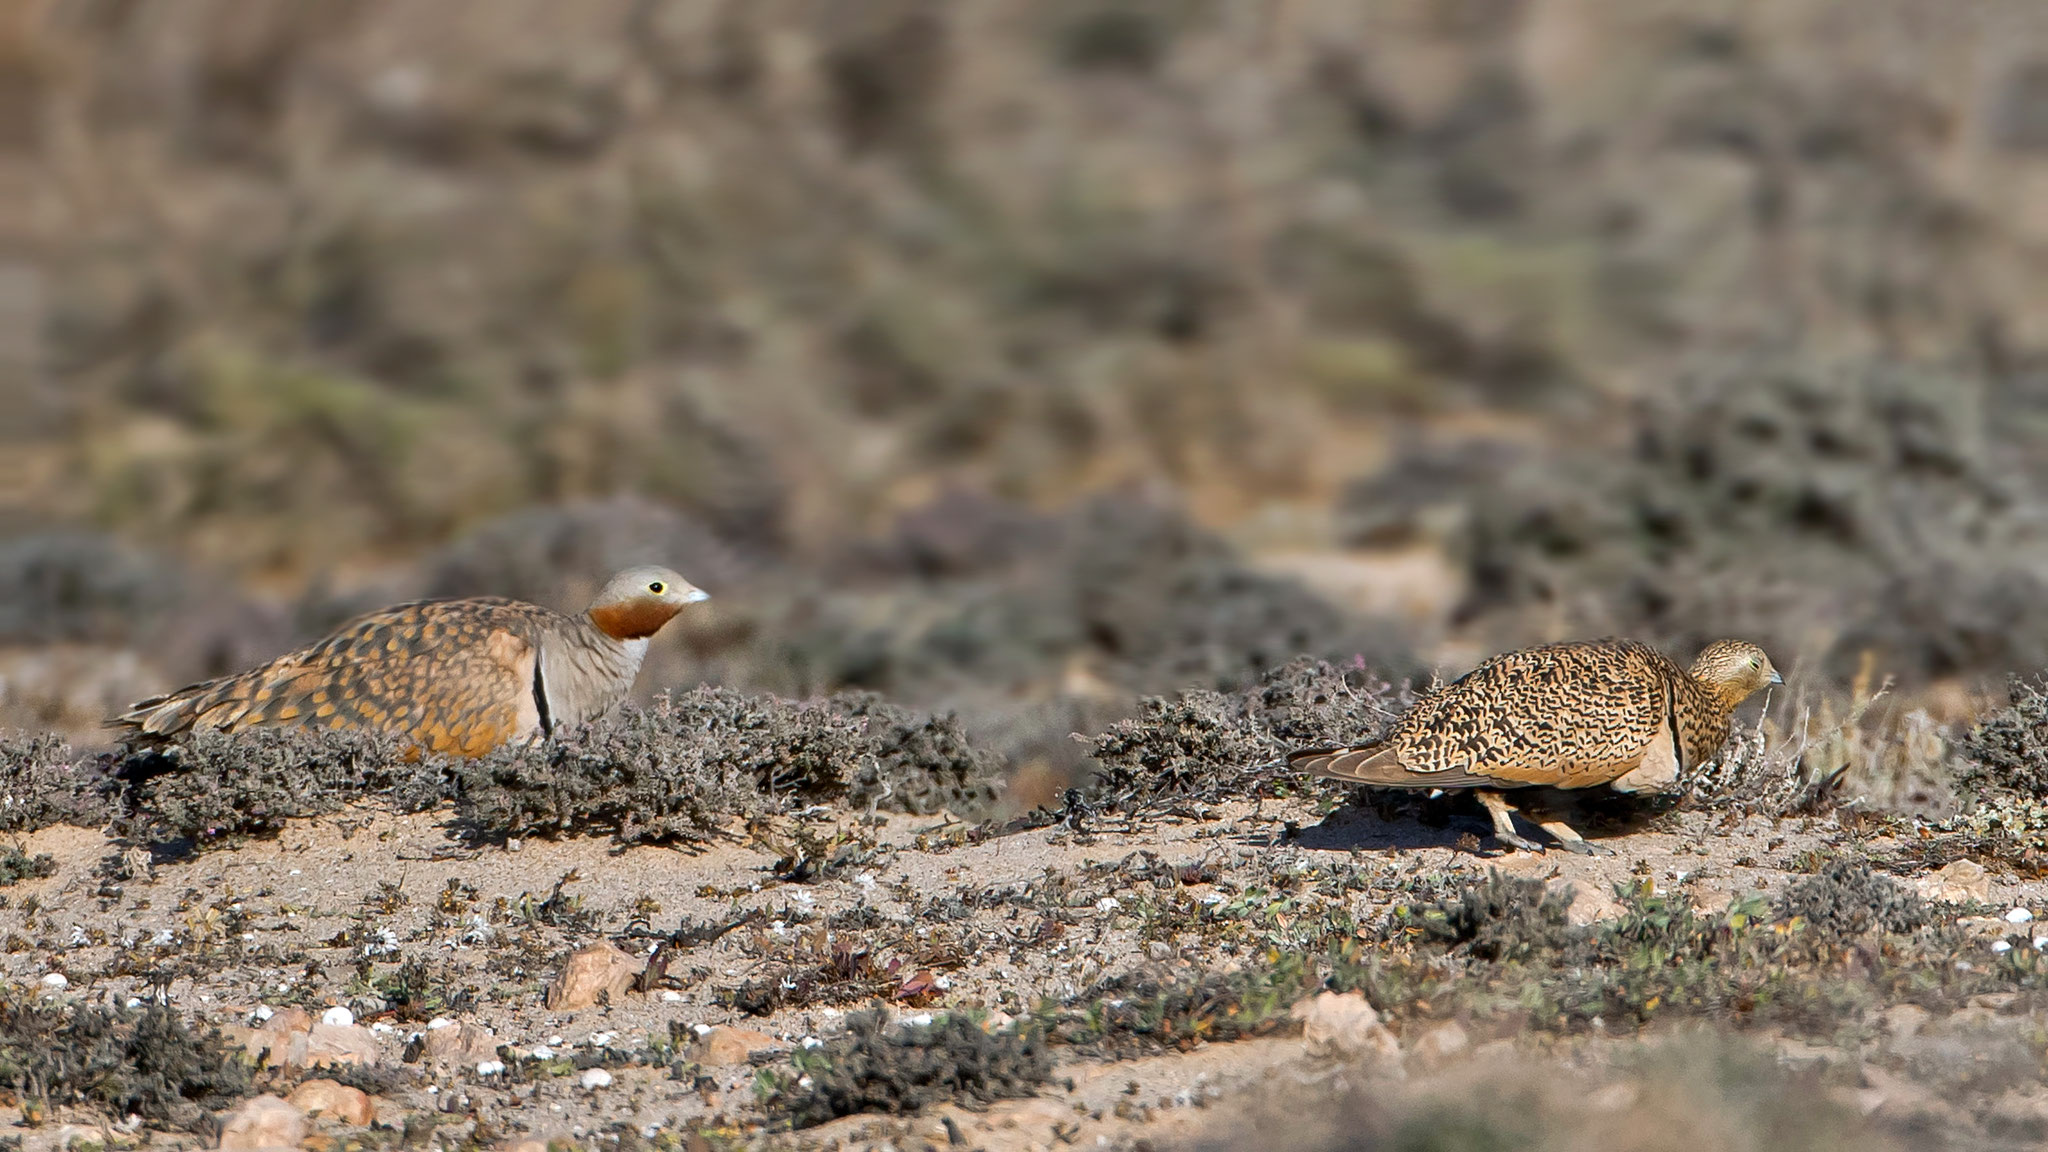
321,1005,355,1027
1409,1021,1470,1069
545,942,642,1011
2007,907,2035,924
288,1079,375,1126
290,1023,382,1069
580,1068,613,1089
217,1095,308,1150
246,1009,316,1066
38,973,67,992
422,1021,499,1067
1146,941,1174,961
1914,860,1990,904
1564,886,1626,927
1290,992,1401,1069
692,1027,780,1066
1883,1004,1931,1040
1967,992,2022,1013
498,1139,552,1152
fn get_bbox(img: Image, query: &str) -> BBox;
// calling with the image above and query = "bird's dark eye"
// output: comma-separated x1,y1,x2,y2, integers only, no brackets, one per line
648,581,665,594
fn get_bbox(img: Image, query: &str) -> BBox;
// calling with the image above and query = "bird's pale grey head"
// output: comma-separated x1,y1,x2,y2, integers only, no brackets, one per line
584,565,708,640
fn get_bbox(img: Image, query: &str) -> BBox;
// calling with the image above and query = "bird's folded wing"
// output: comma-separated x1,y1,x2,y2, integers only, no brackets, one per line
1396,646,1672,789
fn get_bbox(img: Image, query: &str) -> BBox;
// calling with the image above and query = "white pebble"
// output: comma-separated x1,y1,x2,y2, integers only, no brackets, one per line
905,1013,933,1027
1992,940,2014,953
476,1060,505,1076
2007,908,2035,924
38,973,67,991
660,991,684,1003
253,1005,275,1022
322,1006,355,1027
548,1035,563,1045
371,1022,396,1034
801,1036,822,1049
530,1046,554,1060
426,1017,454,1030
1096,896,1120,911
589,1031,617,1047
692,1023,712,1036
580,1068,613,1089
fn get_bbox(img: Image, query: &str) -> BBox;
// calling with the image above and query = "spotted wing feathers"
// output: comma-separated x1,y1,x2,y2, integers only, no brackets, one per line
1291,640,1688,791
115,598,552,757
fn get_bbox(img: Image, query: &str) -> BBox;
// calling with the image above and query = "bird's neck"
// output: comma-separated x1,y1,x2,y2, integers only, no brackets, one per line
586,600,678,641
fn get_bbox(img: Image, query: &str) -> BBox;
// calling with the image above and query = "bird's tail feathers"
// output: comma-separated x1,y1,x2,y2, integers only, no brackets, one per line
109,674,256,737
1288,742,1414,785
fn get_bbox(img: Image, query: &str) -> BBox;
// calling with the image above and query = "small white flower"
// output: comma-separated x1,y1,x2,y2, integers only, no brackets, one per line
68,925,87,947
579,1068,612,1089
322,1006,355,1027
771,920,787,935
153,929,177,946
363,928,401,957
476,1060,505,1076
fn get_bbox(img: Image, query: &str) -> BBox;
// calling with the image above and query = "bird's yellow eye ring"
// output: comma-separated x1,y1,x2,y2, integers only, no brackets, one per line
649,581,665,594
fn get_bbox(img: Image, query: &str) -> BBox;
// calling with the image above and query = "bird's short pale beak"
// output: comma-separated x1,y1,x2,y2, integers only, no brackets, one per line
684,589,710,604
1768,670,1784,685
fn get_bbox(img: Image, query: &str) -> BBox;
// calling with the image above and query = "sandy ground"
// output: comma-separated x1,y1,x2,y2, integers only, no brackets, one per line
0,783,2033,1151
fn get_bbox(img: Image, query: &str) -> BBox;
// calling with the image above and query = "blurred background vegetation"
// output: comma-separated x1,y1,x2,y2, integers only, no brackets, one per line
5,0,2048,805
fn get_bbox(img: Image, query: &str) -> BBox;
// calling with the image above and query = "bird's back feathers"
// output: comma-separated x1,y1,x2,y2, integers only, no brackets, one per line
1289,639,1734,792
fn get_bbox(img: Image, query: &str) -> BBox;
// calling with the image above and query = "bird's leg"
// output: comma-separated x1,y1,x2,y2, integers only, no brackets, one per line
1535,816,1616,856
1474,790,1545,854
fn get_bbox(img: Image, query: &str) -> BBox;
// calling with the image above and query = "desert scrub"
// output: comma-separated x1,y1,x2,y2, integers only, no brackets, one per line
0,733,118,832
757,1009,1053,1129
112,727,436,846
455,687,1001,847
1455,358,2048,684
1085,657,1403,814
0,846,56,886
1773,858,1931,936
0,997,252,1135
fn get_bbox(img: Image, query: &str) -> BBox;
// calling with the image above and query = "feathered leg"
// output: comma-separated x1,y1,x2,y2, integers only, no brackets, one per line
1474,790,1545,854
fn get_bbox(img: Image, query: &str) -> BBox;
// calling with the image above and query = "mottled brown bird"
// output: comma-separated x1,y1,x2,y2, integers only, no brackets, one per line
1289,639,1781,854
113,566,707,757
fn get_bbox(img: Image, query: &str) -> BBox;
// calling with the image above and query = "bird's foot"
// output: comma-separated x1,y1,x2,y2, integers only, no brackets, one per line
1550,837,1616,857
1494,832,1546,854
